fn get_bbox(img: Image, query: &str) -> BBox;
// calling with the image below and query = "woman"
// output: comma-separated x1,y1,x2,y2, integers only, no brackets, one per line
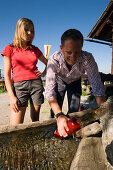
1,18,48,125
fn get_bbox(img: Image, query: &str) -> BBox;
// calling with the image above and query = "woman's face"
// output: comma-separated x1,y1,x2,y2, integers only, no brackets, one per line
21,23,34,43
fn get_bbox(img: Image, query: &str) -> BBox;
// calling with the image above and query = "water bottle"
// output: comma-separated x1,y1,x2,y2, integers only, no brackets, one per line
53,117,81,138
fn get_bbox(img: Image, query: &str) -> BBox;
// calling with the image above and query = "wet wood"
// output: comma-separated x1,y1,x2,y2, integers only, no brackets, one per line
0,118,56,134
70,137,108,170
71,96,113,169
0,119,80,169
99,97,113,169
76,122,101,138
0,107,99,134
0,97,113,169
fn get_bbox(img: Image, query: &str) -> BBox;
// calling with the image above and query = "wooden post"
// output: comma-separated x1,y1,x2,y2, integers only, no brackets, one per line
111,28,113,74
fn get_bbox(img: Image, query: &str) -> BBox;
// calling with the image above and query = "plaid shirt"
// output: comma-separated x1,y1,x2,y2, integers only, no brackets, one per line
45,50,105,99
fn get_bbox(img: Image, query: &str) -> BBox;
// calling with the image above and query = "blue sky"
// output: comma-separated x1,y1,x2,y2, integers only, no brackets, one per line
0,0,112,76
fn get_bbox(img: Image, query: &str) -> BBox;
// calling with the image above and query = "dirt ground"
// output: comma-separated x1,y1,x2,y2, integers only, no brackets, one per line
0,93,97,126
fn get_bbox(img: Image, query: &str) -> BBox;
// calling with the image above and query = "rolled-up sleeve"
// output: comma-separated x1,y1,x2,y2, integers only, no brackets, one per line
84,53,105,96
44,57,58,99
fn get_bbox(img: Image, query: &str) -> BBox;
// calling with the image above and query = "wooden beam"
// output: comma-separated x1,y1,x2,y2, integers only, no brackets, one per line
90,11,113,39
84,38,112,46
76,122,102,138
94,19,110,37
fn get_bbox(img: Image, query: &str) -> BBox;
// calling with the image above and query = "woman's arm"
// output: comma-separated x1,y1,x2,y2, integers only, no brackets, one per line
37,54,48,77
3,56,19,112
38,54,48,65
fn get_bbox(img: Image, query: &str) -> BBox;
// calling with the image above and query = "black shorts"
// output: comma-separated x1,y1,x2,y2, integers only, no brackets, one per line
13,78,44,107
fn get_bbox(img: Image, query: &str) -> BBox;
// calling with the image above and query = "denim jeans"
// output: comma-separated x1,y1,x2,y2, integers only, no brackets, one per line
50,76,82,118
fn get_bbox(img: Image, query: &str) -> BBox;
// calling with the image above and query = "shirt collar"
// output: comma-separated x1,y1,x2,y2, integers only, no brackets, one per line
59,50,65,66
24,45,33,50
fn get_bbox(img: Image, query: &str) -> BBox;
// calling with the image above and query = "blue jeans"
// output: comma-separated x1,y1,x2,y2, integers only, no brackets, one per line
50,77,82,118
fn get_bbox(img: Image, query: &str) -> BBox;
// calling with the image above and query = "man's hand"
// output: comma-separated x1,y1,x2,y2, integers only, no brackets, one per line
57,115,70,137
48,98,70,137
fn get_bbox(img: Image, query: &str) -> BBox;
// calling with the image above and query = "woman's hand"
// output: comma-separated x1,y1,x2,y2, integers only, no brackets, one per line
37,54,48,77
10,95,19,112
36,70,44,77
57,115,69,137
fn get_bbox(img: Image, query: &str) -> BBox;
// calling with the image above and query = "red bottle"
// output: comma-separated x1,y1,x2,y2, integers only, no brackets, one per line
53,117,81,138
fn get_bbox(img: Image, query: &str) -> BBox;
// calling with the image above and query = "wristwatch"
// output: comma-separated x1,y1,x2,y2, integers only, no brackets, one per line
55,112,65,118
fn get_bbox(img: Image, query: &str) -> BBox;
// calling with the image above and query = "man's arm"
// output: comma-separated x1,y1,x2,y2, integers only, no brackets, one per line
48,98,69,137
45,53,69,137
96,96,105,106
48,98,61,114
84,53,105,105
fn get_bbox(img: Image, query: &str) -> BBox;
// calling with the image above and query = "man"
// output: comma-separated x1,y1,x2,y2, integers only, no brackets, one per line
45,29,105,137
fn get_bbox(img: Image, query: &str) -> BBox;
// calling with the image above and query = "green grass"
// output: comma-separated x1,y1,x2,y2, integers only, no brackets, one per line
0,87,7,94
82,89,87,96
42,81,46,87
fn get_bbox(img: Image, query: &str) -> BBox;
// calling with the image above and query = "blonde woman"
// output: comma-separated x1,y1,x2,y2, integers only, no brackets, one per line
1,18,47,125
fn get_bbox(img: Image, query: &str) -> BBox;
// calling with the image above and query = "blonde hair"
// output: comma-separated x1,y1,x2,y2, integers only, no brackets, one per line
13,18,35,48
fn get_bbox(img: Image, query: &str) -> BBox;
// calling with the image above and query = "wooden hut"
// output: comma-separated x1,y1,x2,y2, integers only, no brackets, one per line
87,0,113,73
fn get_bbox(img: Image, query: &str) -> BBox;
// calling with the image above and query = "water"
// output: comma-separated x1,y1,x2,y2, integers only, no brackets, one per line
0,125,80,169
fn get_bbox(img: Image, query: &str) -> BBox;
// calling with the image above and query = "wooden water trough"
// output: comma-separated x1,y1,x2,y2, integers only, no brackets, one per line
0,97,113,169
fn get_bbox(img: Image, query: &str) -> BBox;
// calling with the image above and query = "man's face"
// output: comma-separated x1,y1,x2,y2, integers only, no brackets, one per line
60,39,82,67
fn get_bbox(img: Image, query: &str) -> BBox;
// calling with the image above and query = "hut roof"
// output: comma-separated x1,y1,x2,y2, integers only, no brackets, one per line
88,0,113,42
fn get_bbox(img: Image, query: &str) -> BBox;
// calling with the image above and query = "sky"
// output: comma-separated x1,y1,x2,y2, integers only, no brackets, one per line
0,0,112,77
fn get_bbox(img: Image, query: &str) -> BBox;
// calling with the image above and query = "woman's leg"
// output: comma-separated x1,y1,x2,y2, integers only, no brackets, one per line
29,78,44,121
30,104,41,122
10,107,26,125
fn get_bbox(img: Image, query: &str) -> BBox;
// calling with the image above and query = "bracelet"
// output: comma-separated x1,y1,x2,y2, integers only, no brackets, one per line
55,112,70,118
65,114,70,118
55,112,65,118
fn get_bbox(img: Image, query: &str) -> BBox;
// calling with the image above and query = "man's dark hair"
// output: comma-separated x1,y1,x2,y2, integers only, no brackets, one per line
61,29,84,46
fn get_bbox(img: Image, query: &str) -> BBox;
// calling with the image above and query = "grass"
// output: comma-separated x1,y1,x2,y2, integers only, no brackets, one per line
82,89,87,96
0,87,7,94
42,81,46,87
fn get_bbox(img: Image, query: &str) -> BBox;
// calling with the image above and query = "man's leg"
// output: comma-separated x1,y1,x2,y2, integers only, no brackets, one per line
50,77,66,118
67,78,82,114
